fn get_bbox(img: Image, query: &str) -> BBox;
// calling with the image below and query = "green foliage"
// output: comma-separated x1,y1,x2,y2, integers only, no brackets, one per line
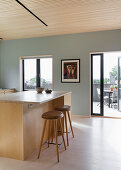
29,77,46,83
93,79,100,84
104,78,109,84
93,65,119,84
41,78,46,83
93,78,109,84
30,77,36,83
113,85,118,89
109,65,118,80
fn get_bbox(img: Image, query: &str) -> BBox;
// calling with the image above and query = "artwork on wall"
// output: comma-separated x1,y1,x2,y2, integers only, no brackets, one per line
61,59,80,83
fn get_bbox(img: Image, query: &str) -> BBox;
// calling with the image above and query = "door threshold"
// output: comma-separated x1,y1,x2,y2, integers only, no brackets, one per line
91,115,121,119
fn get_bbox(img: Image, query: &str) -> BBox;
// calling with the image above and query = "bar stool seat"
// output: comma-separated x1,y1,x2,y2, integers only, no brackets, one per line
55,105,72,112
42,111,64,119
38,110,66,162
55,105,74,146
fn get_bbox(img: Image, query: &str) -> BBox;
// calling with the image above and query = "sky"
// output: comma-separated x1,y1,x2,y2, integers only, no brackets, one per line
24,58,52,82
93,52,121,79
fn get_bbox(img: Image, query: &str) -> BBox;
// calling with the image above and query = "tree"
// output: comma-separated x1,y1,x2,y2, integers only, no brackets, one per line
104,78,109,84
109,66,118,80
93,79,100,84
30,77,36,83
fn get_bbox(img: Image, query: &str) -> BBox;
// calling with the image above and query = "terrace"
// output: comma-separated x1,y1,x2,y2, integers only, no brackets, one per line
93,83,121,118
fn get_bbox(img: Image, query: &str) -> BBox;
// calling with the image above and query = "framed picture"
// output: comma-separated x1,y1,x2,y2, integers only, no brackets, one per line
61,59,80,83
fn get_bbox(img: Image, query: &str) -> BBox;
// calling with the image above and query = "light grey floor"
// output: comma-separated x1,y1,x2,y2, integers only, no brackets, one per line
0,116,121,170
93,102,121,117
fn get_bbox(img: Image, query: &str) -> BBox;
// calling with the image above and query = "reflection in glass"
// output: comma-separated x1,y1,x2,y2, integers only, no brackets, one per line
93,55,100,114
40,58,52,89
24,59,36,90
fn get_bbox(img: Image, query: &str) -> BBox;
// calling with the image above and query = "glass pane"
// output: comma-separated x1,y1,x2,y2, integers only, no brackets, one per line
93,55,100,114
40,58,52,89
118,58,121,111
104,53,118,116
24,59,36,90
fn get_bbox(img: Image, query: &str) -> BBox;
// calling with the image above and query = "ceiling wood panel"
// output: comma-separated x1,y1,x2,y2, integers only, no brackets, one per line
0,0,121,40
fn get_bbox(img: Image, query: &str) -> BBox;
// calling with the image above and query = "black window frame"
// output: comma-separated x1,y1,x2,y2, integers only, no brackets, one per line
22,58,52,91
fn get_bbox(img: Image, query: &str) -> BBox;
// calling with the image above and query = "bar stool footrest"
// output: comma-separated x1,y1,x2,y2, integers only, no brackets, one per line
48,142,62,146
57,130,71,134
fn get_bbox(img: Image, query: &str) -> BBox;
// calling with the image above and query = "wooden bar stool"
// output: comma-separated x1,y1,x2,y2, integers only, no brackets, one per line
38,111,66,162
55,105,74,146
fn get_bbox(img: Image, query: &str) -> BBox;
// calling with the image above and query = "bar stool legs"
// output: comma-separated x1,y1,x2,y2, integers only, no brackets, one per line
59,119,66,150
64,111,69,146
55,105,74,147
54,120,59,162
48,120,51,148
67,111,74,138
54,119,66,162
38,115,66,162
38,120,47,159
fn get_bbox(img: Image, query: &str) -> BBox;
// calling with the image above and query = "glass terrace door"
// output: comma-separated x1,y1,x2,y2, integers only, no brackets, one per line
91,53,104,116
118,57,121,111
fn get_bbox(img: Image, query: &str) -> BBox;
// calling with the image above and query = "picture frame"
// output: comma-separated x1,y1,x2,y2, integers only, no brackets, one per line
61,59,80,83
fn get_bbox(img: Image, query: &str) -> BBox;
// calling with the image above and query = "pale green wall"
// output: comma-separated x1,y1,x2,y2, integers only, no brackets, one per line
0,29,121,115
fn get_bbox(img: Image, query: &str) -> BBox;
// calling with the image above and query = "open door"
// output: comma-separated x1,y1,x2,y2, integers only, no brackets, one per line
118,57,121,111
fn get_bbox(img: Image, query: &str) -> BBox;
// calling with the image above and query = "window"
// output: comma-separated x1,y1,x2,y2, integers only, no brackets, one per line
22,58,52,91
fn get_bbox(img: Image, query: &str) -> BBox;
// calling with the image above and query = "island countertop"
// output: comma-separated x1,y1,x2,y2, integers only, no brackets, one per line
0,91,71,104
0,90,72,160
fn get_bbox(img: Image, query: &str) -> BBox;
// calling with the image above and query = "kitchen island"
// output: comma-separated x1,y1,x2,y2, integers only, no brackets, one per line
0,88,15,94
0,91,72,160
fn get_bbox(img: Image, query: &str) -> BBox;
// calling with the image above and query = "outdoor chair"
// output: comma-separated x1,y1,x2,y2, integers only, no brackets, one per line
97,88,109,106
111,90,118,109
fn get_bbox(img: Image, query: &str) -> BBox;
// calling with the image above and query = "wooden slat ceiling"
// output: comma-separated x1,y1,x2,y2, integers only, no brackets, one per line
0,0,121,40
